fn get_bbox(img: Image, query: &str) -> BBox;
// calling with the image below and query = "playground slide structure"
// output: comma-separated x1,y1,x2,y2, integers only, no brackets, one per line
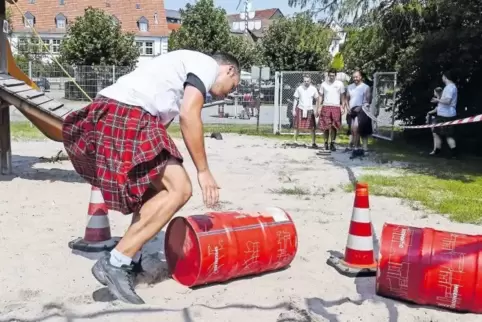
0,39,72,142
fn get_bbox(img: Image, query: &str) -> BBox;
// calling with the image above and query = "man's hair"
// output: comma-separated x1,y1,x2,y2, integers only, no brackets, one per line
434,87,443,94
303,74,311,80
328,68,337,74
442,70,453,81
353,70,363,77
212,52,240,73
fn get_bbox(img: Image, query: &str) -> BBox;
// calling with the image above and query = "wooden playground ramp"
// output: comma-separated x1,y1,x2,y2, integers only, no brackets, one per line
0,73,73,174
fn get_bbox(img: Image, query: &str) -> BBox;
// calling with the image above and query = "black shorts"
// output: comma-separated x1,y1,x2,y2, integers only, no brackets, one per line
433,116,456,137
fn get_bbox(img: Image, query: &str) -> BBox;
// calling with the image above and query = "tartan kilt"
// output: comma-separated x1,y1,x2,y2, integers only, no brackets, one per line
295,108,315,129
62,96,183,215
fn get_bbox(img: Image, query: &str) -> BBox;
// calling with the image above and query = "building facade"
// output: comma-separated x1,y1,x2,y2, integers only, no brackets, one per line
7,0,170,64
227,8,283,42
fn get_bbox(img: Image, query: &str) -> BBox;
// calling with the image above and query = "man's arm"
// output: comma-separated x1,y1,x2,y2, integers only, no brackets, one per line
437,85,454,105
179,85,208,172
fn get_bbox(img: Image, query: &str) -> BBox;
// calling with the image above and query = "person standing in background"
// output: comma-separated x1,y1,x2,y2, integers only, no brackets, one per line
428,71,458,157
346,70,372,157
318,68,346,151
293,75,320,147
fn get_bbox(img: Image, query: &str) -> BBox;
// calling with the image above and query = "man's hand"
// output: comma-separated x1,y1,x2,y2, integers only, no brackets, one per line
198,169,220,208
430,97,439,104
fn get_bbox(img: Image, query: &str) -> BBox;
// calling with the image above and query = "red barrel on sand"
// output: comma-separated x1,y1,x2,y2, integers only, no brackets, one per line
164,207,298,287
377,223,482,313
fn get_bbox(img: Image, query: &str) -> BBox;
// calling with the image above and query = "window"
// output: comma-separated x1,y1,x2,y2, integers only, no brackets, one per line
17,37,43,54
137,16,149,32
52,39,62,53
136,3,140,9
29,0,35,4
59,0,65,4
55,13,67,29
24,12,35,28
136,41,154,56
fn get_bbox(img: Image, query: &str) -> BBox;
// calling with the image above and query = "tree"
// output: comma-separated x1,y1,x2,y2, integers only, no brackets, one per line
331,52,344,71
168,0,231,54
261,14,332,71
227,35,263,70
60,7,139,67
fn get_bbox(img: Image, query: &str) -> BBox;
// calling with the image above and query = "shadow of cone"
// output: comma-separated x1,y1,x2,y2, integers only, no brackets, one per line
327,182,378,277
68,186,121,253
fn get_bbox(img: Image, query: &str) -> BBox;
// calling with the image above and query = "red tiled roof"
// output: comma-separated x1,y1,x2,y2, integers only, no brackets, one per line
7,0,170,37
227,8,281,20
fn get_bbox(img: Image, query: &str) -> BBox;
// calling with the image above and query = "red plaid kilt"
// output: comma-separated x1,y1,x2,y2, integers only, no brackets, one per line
62,96,183,215
295,108,315,129
319,105,342,131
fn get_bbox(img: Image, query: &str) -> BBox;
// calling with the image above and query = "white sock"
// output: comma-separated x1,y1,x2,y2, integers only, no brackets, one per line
132,251,142,263
110,249,132,268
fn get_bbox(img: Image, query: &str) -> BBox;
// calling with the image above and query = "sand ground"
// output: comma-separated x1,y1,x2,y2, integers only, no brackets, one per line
1,134,481,322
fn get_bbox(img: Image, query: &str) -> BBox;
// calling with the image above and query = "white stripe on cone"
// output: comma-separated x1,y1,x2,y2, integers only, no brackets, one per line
351,208,370,223
90,188,105,204
86,214,110,229
346,234,374,251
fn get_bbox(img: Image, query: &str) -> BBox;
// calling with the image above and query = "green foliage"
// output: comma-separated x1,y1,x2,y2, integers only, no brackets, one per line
227,35,263,70
331,52,344,71
60,7,139,66
168,0,231,54
260,14,332,71
168,0,261,69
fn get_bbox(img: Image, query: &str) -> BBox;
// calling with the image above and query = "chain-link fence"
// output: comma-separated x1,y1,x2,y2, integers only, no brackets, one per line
17,60,133,101
273,71,325,135
371,72,398,141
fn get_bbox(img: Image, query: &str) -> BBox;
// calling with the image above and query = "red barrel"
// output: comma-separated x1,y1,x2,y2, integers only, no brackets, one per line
164,207,298,287
377,223,482,313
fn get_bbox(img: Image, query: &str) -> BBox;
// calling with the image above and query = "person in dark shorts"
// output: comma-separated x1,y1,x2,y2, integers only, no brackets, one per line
427,71,458,157
346,71,372,157
62,50,240,304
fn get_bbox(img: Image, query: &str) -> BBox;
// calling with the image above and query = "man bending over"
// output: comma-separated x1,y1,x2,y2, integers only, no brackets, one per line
62,50,240,304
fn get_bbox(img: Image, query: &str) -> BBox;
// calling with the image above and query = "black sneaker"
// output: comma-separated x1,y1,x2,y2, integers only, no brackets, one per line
324,142,329,151
310,143,319,149
91,253,145,304
330,142,336,152
132,254,143,274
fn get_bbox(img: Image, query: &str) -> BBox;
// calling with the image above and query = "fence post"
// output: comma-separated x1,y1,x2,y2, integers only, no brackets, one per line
273,71,280,134
28,60,32,79
112,65,115,84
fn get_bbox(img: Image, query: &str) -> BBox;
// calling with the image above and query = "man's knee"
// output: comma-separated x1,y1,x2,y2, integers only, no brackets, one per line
152,158,192,206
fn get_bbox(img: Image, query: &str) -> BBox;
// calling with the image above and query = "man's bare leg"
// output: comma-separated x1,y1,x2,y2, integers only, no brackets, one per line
92,158,192,304
311,125,316,146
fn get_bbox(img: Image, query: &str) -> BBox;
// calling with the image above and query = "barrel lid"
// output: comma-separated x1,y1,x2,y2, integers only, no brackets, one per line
164,217,201,287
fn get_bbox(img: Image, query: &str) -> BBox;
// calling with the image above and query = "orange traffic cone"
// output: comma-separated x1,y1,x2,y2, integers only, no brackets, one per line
68,186,120,252
327,182,377,277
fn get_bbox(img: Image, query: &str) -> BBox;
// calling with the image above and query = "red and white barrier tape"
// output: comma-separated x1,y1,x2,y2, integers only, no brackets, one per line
400,114,482,129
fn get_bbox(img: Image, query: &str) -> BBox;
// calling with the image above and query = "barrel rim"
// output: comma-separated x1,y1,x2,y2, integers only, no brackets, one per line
164,216,203,287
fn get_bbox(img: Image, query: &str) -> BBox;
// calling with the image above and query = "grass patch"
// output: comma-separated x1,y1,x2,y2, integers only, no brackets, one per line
346,170,482,223
11,122,45,140
269,186,310,195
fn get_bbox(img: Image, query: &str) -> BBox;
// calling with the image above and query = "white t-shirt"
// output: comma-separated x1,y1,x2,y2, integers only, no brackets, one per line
320,80,345,107
347,82,370,108
98,50,219,125
437,83,457,117
293,85,319,110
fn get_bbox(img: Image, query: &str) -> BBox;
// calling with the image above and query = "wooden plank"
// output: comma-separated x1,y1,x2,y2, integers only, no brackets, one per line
3,84,32,94
51,106,72,118
29,95,53,106
38,99,64,112
16,89,44,100
3,79,26,87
